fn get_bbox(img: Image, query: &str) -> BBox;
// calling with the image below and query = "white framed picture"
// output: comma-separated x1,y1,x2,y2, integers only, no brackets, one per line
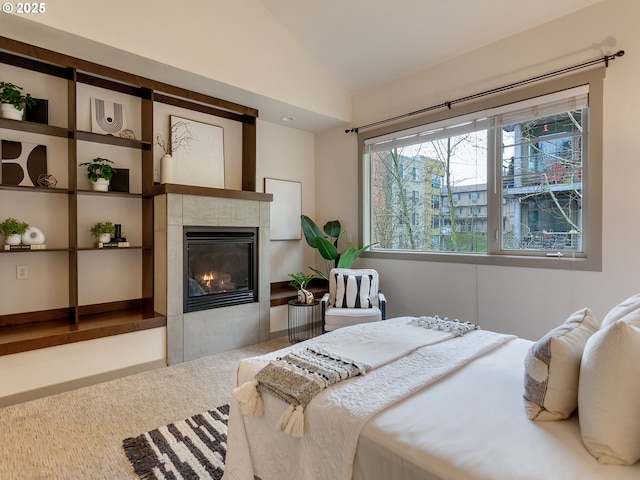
265,177,302,240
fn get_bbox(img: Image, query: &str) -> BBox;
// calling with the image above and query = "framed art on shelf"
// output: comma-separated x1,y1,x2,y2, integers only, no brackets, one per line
170,115,225,189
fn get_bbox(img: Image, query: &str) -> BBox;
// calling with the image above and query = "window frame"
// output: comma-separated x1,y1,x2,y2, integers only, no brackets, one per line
358,69,603,271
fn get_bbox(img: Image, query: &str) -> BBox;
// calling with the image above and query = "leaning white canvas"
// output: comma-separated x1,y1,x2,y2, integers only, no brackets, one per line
170,115,224,189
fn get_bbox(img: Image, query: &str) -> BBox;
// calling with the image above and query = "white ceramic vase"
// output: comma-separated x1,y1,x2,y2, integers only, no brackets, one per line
0,103,23,121
160,154,174,184
22,227,45,245
91,178,109,192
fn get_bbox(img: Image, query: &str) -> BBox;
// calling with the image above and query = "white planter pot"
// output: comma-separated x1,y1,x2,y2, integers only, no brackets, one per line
0,103,24,121
98,233,111,243
5,234,21,245
91,178,110,192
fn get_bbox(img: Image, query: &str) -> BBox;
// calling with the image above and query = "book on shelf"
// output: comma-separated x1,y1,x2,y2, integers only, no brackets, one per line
98,241,130,248
4,244,47,251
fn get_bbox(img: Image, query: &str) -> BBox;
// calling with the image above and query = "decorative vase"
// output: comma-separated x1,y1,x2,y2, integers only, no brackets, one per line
160,154,174,184
22,226,45,245
0,103,24,121
297,288,314,304
91,178,109,192
98,233,111,243
5,233,21,245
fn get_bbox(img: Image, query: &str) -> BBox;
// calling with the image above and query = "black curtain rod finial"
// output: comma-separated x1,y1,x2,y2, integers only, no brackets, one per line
345,127,358,134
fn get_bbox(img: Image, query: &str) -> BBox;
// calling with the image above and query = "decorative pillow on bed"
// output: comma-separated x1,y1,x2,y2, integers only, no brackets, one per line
333,273,373,309
578,306,640,465
600,292,640,328
523,307,598,421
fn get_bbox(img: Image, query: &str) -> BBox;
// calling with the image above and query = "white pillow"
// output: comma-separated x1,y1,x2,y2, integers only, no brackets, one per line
601,292,640,328
523,308,598,421
333,273,373,309
579,307,640,464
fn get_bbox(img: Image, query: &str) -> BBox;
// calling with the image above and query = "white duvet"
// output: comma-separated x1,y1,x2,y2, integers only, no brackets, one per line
223,317,514,480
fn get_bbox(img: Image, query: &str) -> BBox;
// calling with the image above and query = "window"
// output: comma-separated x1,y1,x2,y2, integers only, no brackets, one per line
361,70,603,270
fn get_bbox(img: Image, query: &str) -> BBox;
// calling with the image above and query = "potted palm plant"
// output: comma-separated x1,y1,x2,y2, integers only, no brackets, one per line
80,157,117,191
0,82,36,121
90,221,115,243
301,215,376,280
0,217,29,245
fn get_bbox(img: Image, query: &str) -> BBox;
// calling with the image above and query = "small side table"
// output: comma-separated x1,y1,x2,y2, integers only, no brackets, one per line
288,299,321,343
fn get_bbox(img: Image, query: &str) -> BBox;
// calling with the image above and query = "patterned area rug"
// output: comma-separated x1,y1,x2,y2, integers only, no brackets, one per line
123,404,229,480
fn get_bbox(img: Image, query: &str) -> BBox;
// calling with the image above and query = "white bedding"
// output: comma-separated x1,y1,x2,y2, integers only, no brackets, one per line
223,319,640,480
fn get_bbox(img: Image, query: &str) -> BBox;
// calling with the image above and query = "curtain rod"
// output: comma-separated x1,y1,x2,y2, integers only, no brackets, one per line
345,50,625,134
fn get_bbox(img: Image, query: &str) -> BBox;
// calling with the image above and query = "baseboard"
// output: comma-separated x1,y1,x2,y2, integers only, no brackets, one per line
269,329,288,340
0,359,166,408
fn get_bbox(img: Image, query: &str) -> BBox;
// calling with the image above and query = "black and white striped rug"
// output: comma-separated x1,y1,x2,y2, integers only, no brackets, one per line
123,403,229,480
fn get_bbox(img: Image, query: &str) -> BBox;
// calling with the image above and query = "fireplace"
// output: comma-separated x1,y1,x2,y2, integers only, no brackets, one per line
184,226,258,312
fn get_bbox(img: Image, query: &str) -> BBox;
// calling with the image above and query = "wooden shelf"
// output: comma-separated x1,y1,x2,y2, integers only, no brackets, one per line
0,117,71,138
0,247,71,254
0,308,166,356
77,130,151,149
0,184,69,194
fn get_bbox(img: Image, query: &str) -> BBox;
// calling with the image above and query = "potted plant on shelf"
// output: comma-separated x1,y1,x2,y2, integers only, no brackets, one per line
90,221,115,244
0,217,29,245
0,82,36,121
288,271,316,304
79,157,117,191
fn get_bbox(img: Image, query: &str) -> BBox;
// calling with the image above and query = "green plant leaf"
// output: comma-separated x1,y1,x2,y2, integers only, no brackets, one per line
323,220,342,239
337,243,377,268
301,215,325,248
315,236,339,260
308,266,328,281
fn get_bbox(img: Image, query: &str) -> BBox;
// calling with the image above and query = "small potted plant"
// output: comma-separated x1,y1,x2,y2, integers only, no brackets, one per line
288,271,316,304
0,217,29,245
90,221,115,243
0,82,36,121
79,157,117,191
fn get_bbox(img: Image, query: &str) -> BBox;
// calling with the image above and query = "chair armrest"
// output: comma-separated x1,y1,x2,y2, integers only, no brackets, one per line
378,291,387,320
321,292,330,306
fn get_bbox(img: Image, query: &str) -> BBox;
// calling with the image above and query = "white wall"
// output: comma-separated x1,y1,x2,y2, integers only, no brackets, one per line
317,0,640,340
1,0,350,125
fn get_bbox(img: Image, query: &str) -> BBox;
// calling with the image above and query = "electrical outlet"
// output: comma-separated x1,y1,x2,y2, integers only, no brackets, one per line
16,265,28,280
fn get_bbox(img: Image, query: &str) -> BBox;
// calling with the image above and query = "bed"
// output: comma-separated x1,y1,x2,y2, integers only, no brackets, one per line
222,305,640,480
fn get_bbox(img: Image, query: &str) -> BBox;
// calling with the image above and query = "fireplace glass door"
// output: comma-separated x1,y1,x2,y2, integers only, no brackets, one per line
184,227,257,312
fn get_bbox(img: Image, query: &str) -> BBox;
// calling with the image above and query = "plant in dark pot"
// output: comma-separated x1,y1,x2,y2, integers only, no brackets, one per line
80,157,117,192
0,217,29,245
0,82,36,121
90,221,115,244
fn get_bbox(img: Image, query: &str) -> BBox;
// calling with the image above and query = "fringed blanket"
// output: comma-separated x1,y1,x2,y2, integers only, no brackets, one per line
233,316,478,437
223,316,515,480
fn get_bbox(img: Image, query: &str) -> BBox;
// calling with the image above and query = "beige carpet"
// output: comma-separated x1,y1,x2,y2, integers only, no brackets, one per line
0,338,289,480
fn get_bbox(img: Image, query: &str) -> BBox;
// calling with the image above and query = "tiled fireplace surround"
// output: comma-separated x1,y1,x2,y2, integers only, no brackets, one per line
154,187,272,365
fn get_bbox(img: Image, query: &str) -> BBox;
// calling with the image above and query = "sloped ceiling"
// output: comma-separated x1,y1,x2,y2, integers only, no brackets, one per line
261,0,604,94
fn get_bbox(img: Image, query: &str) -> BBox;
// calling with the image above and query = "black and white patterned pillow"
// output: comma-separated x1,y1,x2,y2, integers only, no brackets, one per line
523,307,598,421
333,273,373,309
